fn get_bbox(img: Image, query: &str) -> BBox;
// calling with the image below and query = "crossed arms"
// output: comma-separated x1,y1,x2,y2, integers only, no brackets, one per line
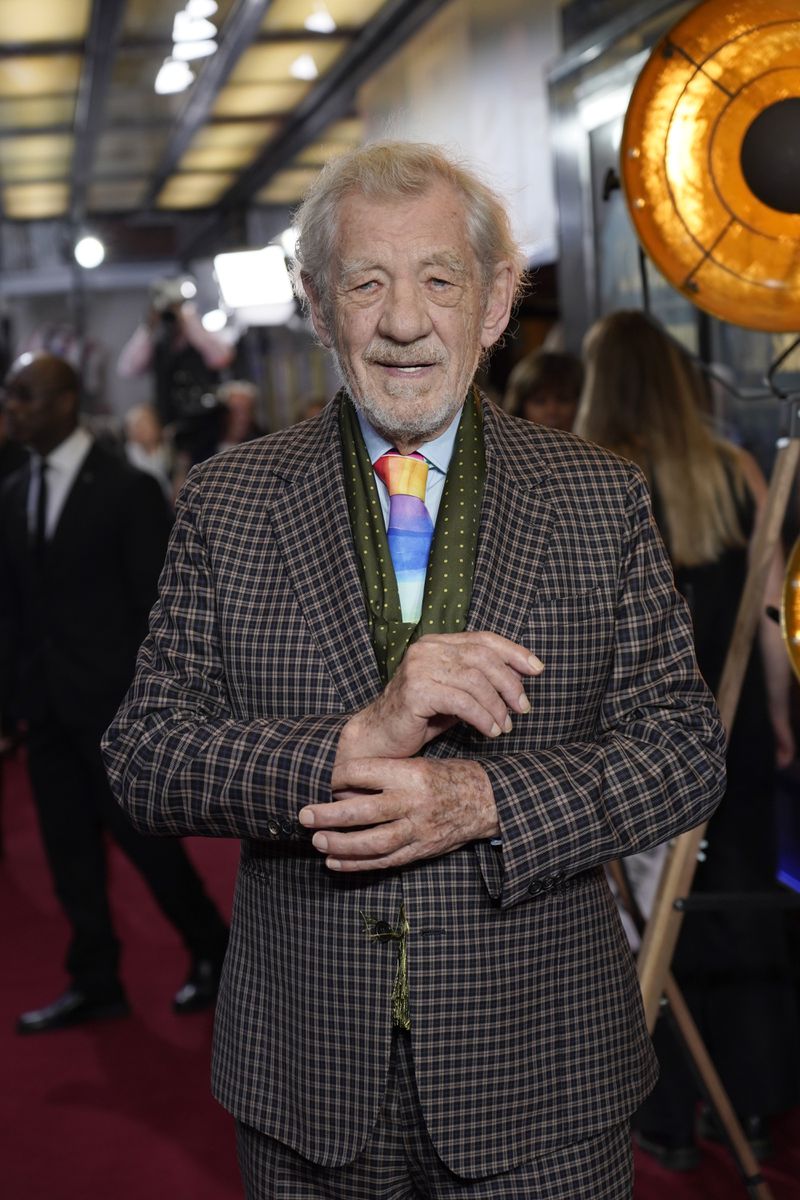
102,464,726,908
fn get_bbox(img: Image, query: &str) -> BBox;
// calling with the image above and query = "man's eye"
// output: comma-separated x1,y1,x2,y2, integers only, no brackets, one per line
429,277,454,289
353,280,378,293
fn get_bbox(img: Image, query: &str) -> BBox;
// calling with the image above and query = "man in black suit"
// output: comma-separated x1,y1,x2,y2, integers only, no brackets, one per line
0,352,228,1033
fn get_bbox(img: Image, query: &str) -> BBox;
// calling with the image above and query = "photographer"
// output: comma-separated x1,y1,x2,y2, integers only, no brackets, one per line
117,278,234,466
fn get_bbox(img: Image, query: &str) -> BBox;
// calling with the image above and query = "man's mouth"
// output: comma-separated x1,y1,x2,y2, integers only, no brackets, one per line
371,359,439,372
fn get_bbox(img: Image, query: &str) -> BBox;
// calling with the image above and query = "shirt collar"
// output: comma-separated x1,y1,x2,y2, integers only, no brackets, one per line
34,425,93,472
356,403,463,476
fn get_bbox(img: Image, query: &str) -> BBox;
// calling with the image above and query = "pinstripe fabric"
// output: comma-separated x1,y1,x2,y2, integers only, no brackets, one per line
102,394,726,1181
236,1032,633,1198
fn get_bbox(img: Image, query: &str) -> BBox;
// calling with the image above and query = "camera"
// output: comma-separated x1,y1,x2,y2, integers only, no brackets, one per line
150,277,191,313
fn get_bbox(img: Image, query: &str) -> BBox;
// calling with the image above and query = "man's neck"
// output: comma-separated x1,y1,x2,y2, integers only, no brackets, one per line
32,422,80,458
31,422,82,458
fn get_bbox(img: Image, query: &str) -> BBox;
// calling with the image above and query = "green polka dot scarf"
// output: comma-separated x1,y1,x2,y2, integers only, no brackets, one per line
339,388,486,685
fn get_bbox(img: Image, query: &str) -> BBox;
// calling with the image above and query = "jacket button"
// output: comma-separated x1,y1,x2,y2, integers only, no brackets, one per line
267,819,281,838
527,881,543,896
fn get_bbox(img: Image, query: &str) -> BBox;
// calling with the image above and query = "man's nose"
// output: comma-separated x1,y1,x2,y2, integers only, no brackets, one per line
377,280,432,342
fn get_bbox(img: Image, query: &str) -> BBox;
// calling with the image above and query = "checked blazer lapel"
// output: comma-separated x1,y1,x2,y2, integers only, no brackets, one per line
467,401,554,644
268,401,384,714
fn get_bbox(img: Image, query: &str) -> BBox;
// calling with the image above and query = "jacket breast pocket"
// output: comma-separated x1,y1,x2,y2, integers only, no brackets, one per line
523,588,614,743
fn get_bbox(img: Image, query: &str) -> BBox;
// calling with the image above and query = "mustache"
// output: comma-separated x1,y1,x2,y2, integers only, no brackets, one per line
363,343,445,367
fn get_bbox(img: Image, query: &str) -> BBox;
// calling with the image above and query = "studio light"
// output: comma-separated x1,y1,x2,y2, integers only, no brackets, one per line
180,279,198,299
304,3,336,34
172,12,217,41
278,226,299,258
74,235,105,269
186,0,218,16
214,246,295,325
290,53,318,81
172,39,218,61
214,246,294,308
201,308,228,332
155,57,195,94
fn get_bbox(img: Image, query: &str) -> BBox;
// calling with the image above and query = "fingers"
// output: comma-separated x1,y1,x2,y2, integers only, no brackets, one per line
401,632,544,738
300,787,403,830
299,787,413,870
310,821,412,869
431,631,543,677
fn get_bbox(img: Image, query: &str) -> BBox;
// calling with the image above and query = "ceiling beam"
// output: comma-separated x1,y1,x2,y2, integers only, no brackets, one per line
0,27,361,58
142,0,272,210
178,0,450,259
69,0,127,228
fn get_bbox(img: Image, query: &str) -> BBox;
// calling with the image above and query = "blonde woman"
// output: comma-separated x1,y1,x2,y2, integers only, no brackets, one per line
577,309,798,1169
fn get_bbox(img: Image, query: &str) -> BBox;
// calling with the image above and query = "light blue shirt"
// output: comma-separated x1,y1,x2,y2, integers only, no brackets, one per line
355,405,462,528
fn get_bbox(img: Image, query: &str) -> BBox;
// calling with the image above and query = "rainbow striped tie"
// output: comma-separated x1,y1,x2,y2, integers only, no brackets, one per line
374,451,434,624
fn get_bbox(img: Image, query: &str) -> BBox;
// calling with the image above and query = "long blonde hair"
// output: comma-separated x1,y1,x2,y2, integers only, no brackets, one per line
575,310,747,568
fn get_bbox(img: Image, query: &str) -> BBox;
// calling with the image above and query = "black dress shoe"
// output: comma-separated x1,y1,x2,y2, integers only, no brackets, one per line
696,1105,774,1161
633,1129,701,1172
173,956,224,1014
16,988,130,1035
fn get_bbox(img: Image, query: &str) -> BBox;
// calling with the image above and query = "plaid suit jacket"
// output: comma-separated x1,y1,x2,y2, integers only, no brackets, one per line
103,395,725,1179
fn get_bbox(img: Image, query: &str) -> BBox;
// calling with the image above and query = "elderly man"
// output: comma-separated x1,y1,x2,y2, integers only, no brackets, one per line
103,143,725,1198
0,353,228,1032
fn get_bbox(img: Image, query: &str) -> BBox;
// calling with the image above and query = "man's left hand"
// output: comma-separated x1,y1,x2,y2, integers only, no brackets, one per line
298,758,498,871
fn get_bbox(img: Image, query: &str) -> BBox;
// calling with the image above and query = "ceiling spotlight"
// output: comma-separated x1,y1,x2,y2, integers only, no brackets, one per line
173,12,217,41
185,0,218,16
172,39,218,61
290,53,318,81
180,279,197,299
155,57,195,94
304,3,336,34
201,308,228,332
74,235,105,270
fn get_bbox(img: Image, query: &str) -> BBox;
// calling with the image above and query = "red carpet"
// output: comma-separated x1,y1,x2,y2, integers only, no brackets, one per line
2,749,799,1199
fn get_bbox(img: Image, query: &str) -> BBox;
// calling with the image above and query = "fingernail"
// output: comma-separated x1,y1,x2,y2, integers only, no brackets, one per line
313,833,329,851
503,715,513,733
490,722,501,737
518,693,530,713
327,858,341,871
299,809,314,826
528,655,544,671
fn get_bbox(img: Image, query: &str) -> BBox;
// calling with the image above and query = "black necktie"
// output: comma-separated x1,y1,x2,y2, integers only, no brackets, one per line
34,458,48,558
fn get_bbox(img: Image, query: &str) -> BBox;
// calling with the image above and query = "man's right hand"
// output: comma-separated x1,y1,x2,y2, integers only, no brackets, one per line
336,632,544,764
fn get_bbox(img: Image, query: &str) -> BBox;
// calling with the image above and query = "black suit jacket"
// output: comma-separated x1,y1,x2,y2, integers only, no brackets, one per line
0,440,172,732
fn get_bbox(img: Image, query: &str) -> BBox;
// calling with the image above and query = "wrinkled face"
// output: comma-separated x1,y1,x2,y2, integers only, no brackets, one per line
306,181,513,451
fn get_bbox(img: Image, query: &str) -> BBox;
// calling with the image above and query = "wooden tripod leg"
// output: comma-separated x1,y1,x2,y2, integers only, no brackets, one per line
607,861,773,1197
637,440,800,1029
663,975,775,1200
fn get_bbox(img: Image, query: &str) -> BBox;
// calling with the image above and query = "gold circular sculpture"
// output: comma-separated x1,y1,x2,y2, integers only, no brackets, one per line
782,536,800,682
621,0,800,332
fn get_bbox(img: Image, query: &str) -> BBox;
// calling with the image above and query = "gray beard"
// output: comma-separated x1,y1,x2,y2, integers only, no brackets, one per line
333,353,473,444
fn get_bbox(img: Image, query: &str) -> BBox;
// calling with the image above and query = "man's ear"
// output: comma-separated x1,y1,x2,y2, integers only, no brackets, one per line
302,274,334,349
480,262,516,350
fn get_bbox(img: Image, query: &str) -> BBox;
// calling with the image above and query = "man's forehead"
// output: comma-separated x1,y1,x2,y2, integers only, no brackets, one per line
5,361,67,396
334,185,475,272
338,247,471,278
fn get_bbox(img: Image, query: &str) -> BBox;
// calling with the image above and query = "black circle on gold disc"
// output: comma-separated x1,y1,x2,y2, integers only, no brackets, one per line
740,97,800,215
